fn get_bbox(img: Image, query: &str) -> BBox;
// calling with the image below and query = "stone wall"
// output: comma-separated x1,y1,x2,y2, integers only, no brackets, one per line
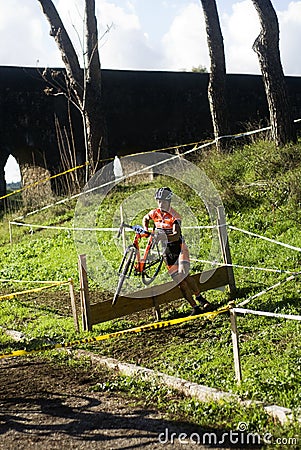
1,66,301,199
21,164,53,208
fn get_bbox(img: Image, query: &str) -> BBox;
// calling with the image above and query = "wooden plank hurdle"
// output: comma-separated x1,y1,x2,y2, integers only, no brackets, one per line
78,263,233,330
78,206,236,331
88,266,229,327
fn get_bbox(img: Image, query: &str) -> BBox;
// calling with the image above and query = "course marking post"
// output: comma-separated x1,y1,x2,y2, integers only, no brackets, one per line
9,221,13,245
217,206,236,297
78,254,92,331
120,204,126,253
69,278,79,332
152,296,162,321
229,303,242,384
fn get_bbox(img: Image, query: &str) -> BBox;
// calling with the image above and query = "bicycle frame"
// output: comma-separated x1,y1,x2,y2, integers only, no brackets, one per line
113,222,164,305
118,223,154,275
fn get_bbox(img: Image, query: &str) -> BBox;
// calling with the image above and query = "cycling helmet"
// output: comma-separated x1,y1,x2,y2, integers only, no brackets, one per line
155,187,173,201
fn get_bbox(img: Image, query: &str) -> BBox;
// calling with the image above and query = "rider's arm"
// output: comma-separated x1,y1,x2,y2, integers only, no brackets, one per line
142,213,151,231
167,221,182,242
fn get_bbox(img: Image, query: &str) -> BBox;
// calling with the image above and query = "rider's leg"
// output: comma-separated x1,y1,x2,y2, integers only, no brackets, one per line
165,244,208,314
169,263,205,315
180,243,214,310
171,271,197,307
184,274,214,311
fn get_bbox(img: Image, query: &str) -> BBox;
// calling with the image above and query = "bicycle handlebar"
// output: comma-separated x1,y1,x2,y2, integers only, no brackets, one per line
117,222,150,238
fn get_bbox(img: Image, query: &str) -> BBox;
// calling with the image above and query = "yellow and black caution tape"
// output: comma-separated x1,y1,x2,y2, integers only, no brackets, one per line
0,305,230,359
0,162,89,201
0,278,66,284
0,280,69,301
95,138,211,163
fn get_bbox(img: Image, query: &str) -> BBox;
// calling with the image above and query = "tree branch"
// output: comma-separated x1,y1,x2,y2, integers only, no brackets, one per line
37,0,83,96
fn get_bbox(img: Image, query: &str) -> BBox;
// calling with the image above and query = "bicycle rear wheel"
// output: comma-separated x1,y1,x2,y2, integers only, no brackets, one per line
142,241,163,285
112,246,136,305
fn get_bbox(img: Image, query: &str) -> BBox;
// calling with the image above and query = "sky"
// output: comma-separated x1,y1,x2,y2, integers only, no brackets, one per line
1,0,301,182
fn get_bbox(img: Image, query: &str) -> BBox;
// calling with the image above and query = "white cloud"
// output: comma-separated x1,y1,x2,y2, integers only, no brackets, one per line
157,0,260,74
96,1,162,69
52,0,162,70
161,3,209,71
0,0,300,74
159,0,301,75
221,0,301,75
221,0,260,74
0,0,59,67
278,1,301,75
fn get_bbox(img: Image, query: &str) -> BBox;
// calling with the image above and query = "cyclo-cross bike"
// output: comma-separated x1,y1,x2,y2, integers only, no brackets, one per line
112,223,164,305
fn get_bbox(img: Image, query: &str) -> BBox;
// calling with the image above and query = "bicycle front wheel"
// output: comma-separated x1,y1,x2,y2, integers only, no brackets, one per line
142,241,163,285
112,246,136,305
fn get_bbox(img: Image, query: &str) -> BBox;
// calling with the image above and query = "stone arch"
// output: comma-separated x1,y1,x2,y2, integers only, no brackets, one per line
4,154,21,186
0,145,53,209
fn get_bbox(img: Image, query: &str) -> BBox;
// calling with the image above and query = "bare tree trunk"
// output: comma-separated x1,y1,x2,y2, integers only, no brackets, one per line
37,0,83,100
200,0,229,152
252,0,296,146
37,0,107,181
84,0,108,174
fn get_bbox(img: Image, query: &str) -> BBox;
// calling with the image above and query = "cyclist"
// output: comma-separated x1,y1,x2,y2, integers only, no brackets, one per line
142,187,213,315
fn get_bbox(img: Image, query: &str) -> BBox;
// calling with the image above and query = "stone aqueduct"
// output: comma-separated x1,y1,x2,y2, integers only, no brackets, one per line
1,65,301,201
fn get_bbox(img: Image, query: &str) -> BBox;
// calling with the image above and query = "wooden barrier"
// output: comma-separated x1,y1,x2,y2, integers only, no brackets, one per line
79,263,231,330
78,254,92,331
69,278,79,333
78,206,236,331
217,206,236,296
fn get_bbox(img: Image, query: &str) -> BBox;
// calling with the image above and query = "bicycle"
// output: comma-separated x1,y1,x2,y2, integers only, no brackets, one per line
112,222,164,305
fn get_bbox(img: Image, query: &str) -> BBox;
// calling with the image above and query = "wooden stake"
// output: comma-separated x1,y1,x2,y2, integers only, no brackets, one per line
9,221,13,245
153,297,162,321
78,254,92,331
120,204,126,253
217,206,236,297
68,278,79,333
229,304,242,384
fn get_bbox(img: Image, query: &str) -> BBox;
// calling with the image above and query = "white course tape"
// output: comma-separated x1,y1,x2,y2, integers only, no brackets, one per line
14,191,82,221
229,225,301,253
233,307,301,321
10,221,216,232
191,258,299,275
9,221,119,232
237,273,300,307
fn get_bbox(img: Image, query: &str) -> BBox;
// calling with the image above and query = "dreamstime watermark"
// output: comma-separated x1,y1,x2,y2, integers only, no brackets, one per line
158,422,299,446
73,151,225,295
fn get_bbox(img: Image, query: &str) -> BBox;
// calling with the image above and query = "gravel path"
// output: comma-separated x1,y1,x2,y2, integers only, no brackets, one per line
0,357,230,449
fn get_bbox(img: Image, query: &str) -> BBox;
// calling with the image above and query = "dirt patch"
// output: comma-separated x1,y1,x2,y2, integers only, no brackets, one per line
0,356,227,450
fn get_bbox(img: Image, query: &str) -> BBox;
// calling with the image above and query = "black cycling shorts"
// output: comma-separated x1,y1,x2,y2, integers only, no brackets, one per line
163,240,182,266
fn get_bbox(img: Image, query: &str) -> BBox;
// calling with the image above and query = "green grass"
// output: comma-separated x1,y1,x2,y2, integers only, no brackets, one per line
90,373,300,447
0,138,301,441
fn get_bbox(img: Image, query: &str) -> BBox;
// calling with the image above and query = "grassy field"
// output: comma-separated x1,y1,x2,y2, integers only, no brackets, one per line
0,139,300,446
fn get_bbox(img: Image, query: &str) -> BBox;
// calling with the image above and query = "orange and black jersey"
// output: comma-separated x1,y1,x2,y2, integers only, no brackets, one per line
147,207,182,237
146,207,190,273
